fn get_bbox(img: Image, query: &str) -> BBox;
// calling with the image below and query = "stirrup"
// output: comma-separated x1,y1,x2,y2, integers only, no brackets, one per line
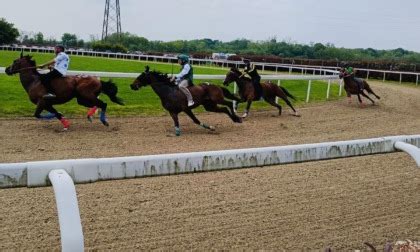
43,93,56,99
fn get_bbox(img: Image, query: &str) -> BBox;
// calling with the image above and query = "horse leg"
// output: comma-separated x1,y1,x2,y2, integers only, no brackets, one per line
347,93,352,104
76,96,97,122
44,104,70,130
221,100,242,122
360,91,376,105
184,109,215,131
264,96,283,116
356,93,364,107
34,100,46,119
203,102,242,124
364,84,381,100
276,95,299,117
96,99,109,126
242,100,253,118
221,88,242,112
169,112,181,136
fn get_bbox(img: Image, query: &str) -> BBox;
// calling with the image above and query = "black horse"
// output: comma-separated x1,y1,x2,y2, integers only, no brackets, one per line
223,67,299,117
339,68,380,106
130,66,242,136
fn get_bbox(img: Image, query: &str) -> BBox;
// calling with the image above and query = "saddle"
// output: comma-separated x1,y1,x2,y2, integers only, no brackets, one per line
353,77,364,89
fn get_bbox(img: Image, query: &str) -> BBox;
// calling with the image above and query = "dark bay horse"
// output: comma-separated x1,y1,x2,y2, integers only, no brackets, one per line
130,66,242,136
339,68,380,106
5,53,124,130
223,67,299,118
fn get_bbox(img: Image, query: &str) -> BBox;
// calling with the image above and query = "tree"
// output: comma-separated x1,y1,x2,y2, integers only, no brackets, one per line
0,18,19,44
61,33,78,47
34,32,44,45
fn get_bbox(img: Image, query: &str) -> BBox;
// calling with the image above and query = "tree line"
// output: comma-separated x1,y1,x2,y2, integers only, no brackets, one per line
1,18,420,64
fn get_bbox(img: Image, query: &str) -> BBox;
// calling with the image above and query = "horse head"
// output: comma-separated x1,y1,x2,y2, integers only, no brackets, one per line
223,67,241,86
131,66,151,90
338,68,346,79
131,66,171,90
5,54,36,76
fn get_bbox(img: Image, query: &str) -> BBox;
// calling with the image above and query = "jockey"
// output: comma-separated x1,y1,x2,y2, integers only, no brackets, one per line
241,59,263,100
343,63,363,91
171,54,194,107
38,45,70,98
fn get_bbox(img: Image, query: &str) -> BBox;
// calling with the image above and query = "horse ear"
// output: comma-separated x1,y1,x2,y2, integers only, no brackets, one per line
145,66,150,72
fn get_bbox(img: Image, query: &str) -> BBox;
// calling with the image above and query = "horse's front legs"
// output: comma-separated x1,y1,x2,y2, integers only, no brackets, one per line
169,112,181,136
35,100,70,130
356,93,364,107
242,100,253,118
45,104,70,130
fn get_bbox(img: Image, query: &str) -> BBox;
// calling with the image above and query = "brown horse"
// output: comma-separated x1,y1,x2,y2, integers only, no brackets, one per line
5,53,124,130
130,66,242,136
223,67,299,118
339,68,380,106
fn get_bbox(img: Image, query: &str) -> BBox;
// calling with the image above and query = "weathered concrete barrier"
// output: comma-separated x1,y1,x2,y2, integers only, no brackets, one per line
1,135,420,188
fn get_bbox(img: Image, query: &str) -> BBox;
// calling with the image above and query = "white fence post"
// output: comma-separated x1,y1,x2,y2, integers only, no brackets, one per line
326,79,331,100
400,73,402,84
383,72,386,82
306,80,312,103
233,83,238,111
49,169,84,252
276,80,281,104
367,70,370,80
339,79,343,96
416,75,419,86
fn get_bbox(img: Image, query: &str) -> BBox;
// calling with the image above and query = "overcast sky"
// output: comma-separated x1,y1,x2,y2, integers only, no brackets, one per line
1,0,420,52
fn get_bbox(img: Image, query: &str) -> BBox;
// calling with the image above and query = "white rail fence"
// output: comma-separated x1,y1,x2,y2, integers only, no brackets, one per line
2,135,420,188
1,45,419,85
2,135,420,250
0,67,340,103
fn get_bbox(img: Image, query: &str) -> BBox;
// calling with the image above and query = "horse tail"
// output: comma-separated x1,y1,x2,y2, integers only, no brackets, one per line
221,87,241,101
101,80,125,105
279,86,296,101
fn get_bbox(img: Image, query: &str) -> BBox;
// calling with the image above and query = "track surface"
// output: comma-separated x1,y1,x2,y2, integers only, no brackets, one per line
1,81,420,250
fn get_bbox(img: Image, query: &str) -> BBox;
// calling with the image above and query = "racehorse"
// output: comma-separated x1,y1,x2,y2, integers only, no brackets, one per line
130,66,242,136
5,53,124,130
338,68,380,106
223,67,299,118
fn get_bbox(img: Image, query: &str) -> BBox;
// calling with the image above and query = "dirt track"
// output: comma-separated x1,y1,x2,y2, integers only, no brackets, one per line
1,81,420,250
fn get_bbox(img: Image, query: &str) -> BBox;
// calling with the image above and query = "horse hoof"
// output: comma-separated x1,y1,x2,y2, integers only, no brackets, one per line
87,116,93,123
102,121,109,127
209,125,216,131
241,113,248,118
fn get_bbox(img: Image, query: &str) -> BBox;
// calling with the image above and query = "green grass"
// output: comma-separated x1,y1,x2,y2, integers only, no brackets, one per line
0,51,341,117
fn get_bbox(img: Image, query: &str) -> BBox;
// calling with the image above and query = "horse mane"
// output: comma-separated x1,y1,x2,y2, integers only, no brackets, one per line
23,55,40,76
22,55,36,66
149,70,173,85
230,67,251,81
